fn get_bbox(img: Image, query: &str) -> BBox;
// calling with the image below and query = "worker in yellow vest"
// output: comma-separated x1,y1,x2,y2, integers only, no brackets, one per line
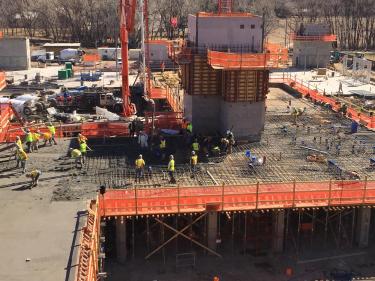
25,129,33,153
16,148,28,173
159,136,166,160
15,136,23,150
168,154,176,183
32,130,41,152
26,169,42,188
42,132,52,146
186,122,193,134
190,151,198,178
192,139,200,154
79,141,91,164
78,133,88,144
70,148,83,168
47,122,57,145
135,154,146,183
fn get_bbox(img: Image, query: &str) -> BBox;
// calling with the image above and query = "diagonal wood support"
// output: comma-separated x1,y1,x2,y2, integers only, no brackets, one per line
145,213,222,259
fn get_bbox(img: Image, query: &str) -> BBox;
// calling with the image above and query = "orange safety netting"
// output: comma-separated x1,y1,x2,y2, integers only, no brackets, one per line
207,49,287,70
269,77,375,130
82,54,100,62
290,33,337,42
0,72,6,91
98,180,375,216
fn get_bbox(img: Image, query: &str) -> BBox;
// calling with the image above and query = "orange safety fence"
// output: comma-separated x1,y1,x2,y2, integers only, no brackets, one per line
98,180,375,216
0,72,6,91
270,75,375,130
82,54,100,62
0,103,13,142
144,111,183,132
207,50,287,70
75,199,100,281
150,86,183,113
290,33,337,42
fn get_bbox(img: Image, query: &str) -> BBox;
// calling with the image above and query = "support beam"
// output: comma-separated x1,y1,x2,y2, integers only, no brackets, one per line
272,211,285,253
207,211,218,252
356,207,372,248
116,217,127,263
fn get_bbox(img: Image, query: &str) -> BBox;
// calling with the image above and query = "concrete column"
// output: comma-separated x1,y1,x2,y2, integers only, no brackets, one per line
207,211,218,251
356,207,372,248
272,211,285,253
116,217,127,263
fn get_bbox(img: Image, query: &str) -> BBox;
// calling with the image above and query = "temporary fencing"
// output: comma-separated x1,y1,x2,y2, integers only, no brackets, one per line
98,179,375,217
290,33,337,42
0,72,6,91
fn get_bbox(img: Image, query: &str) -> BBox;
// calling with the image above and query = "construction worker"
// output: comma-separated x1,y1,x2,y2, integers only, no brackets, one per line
186,122,193,134
190,151,198,178
26,169,42,188
211,146,221,157
42,132,53,146
226,130,235,154
25,129,33,153
47,122,57,145
159,136,166,160
135,154,146,183
79,141,91,164
70,148,83,168
220,137,229,153
16,148,28,173
32,130,41,152
192,139,200,154
78,133,87,144
168,155,176,183
15,136,23,150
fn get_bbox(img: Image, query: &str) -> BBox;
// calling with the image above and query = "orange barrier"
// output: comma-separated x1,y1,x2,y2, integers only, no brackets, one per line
270,76,375,130
0,72,6,91
0,103,13,142
82,54,100,62
76,200,100,281
290,33,337,42
98,180,375,216
207,49,287,70
150,86,183,113
144,111,183,131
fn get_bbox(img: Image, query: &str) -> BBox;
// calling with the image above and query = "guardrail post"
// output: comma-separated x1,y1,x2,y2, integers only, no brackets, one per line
292,179,296,208
221,183,225,211
362,176,368,204
328,179,332,207
177,184,180,214
134,186,138,216
255,182,259,210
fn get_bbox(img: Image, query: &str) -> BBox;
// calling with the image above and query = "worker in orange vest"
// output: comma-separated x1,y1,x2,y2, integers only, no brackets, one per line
78,133,88,144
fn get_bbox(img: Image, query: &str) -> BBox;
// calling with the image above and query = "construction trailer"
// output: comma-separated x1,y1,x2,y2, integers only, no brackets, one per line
292,23,336,69
178,10,286,140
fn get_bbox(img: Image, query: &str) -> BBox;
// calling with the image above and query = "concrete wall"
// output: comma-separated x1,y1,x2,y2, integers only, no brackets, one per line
188,14,263,52
185,93,265,139
147,44,169,61
220,100,265,140
293,41,332,69
0,38,31,70
301,23,330,36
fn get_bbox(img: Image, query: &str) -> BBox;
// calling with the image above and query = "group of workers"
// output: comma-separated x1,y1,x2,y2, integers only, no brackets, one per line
135,154,177,183
69,133,91,168
13,122,56,187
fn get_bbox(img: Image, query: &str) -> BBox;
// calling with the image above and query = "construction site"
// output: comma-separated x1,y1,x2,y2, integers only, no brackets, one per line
1,1,375,281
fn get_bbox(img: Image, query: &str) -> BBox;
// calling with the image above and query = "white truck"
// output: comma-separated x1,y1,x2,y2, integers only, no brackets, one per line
0,95,46,116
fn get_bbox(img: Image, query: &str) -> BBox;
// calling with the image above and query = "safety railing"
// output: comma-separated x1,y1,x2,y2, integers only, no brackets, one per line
98,179,375,216
269,73,375,130
150,86,183,113
144,111,183,132
0,72,6,91
290,33,337,42
207,49,288,70
75,199,100,281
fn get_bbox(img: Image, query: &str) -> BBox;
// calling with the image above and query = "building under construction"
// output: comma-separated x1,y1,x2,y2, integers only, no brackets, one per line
1,1,375,281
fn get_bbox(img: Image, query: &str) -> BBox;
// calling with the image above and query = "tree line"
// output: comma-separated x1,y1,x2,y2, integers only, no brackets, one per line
0,0,374,50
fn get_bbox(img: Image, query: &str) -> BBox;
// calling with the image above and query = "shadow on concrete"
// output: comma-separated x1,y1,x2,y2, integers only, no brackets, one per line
64,210,88,281
0,174,72,189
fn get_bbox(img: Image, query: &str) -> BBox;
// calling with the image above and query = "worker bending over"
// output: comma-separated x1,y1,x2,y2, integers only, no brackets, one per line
159,136,166,160
135,154,146,183
190,151,198,178
168,155,176,183
16,148,28,173
70,148,83,168
47,122,57,145
42,132,53,146
26,169,42,188
192,139,200,154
